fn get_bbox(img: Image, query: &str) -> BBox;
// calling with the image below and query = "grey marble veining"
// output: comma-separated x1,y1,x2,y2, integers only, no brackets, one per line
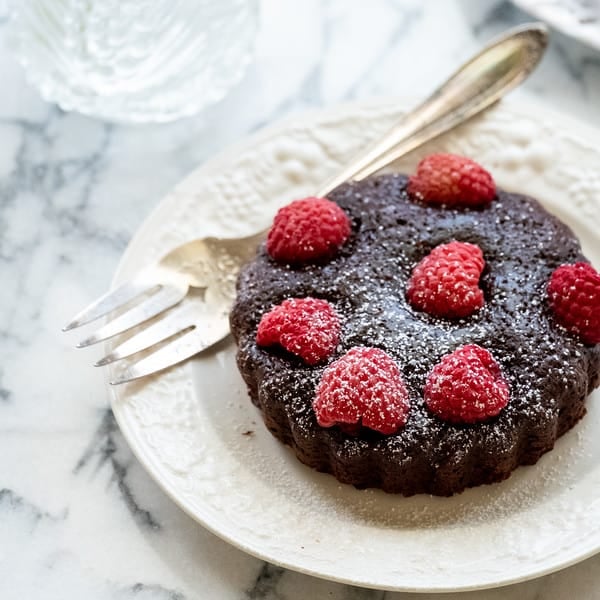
2,0,600,598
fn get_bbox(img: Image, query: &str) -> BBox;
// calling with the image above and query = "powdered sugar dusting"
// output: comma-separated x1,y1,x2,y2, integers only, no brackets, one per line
231,173,600,496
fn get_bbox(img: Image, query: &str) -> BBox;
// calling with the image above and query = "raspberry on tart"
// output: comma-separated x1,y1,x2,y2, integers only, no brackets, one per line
424,344,510,424
256,297,340,365
408,153,496,208
313,347,410,435
407,241,485,319
547,262,600,344
266,196,351,264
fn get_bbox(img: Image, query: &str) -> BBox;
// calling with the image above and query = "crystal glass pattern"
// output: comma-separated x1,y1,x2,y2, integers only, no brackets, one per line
9,0,259,122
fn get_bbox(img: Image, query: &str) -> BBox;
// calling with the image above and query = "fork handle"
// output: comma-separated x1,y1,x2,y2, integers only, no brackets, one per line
316,23,547,198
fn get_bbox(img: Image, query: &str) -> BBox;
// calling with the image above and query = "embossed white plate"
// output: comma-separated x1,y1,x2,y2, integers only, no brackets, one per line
108,99,600,593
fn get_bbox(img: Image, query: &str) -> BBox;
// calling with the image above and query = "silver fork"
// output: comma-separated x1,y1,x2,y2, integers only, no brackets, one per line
64,23,548,385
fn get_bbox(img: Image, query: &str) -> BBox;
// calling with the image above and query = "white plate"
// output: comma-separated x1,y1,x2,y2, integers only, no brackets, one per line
108,99,600,593
513,0,600,51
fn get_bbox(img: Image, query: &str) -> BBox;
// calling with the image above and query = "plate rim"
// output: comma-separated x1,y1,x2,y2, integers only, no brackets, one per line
107,96,600,593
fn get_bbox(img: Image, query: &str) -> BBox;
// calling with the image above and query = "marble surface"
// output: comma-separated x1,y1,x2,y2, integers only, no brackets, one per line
2,0,600,598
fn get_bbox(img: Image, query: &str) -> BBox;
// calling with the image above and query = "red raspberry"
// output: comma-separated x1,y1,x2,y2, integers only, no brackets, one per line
267,197,351,264
424,344,510,424
407,241,485,319
547,262,600,344
313,347,410,435
256,297,340,365
408,153,496,208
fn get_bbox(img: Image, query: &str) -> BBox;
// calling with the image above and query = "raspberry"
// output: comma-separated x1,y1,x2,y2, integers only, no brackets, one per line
547,262,600,344
256,297,340,365
424,344,510,424
313,347,410,435
408,153,496,208
407,241,485,319
267,197,351,264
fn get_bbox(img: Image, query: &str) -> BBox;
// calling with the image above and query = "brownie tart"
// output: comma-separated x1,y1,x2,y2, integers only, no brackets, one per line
230,154,600,496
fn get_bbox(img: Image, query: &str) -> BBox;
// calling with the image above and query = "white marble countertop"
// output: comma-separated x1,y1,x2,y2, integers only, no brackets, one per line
3,0,600,598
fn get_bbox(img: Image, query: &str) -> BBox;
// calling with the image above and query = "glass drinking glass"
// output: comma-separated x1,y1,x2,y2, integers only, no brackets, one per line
8,0,259,122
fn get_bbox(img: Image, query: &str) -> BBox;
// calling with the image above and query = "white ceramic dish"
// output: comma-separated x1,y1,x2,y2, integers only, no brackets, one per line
513,0,600,50
108,99,600,593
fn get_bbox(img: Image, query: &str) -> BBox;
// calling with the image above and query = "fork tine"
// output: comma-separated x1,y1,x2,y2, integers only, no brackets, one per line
63,281,159,331
76,284,188,348
94,305,196,366
109,322,230,385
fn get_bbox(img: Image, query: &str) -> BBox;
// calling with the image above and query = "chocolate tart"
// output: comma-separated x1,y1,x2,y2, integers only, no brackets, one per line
230,174,600,496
